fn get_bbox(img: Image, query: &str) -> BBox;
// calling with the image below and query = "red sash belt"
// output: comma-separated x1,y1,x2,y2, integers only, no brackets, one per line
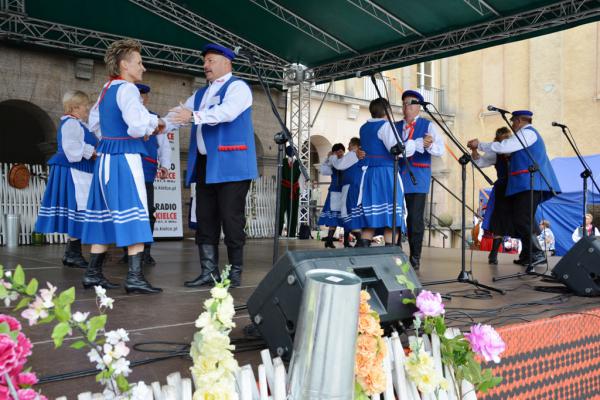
411,162,431,168
511,169,529,176
101,136,136,140
282,179,300,190
143,157,158,164
218,145,248,152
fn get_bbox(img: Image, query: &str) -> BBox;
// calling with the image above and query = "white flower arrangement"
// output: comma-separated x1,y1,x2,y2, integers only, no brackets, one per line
189,265,239,400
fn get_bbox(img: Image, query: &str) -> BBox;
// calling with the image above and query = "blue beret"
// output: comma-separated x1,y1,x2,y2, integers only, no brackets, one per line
135,83,150,94
512,110,533,117
401,90,424,103
202,43,236,61
285,145,294,157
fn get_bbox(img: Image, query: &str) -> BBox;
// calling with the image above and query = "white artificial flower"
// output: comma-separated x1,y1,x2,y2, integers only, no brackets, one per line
94,286,106,297
100,296,114,309
73,311,90,323
5,271,11,278
106,329,129,345
39,282,57,308
102,351,113,367
210,286,228,300
3,291,18,307
195,312,212,328
113,341,130,359
112,357,131,376
87,348,105,369
216,301,235,328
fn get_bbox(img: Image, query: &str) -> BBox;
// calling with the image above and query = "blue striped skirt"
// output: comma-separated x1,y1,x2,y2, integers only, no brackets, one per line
82,153,153,247
35,165,92,238
358,166,406,229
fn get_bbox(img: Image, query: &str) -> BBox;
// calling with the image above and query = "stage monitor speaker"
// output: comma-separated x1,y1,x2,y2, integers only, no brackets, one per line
247,246,421,358
552,236,600,296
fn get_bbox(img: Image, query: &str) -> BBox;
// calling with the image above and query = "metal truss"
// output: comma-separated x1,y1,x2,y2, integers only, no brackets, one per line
287,77,312,230
0,0,24,13
346,0,423,37
127,0,287,73
0,11,284,84
250,0,358,55
313,0,600,81
463,0,500,17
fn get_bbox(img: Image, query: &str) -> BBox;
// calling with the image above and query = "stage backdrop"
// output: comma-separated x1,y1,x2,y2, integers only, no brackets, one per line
153,129,183,239
537,154,600,256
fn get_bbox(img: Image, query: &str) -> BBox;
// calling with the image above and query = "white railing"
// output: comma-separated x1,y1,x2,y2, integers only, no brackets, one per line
245,176,277,238
58,330,476,399
0,163,67,246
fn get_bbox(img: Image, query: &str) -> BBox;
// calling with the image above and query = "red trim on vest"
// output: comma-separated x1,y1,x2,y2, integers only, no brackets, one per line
218,145,248,152
282,180,300,190
143,157,158,164
100,136,135,140
97,76,123,106
411,162,431,168
511,169,529,176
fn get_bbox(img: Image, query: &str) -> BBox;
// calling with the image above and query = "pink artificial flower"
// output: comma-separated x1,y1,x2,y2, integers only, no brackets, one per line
0,314,21,332
15,332,33,366
20,297,48,326
0,334,19,376
16,371,38,386
415,290,445,318
17,388,48,400
0,385,9,398
464,323,506,364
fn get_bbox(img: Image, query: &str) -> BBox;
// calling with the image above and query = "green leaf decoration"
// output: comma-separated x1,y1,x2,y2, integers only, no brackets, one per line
54,305,72,323
116,374,130,392
402,298,416,305
13,265,25,286
51,322,71,348
401,262,410,274
70,340,88,350
25,278,38,296
88,315,107,331
58,287,76,306
0,284,7,298
0,322,10,334
38,315,56,325
14,297,32,311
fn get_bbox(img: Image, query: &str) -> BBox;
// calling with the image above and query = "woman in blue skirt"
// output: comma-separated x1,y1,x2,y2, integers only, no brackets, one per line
35,90,97,268
357,98,416,246
331,137,364,247
318,143,345,248
82,39,165,294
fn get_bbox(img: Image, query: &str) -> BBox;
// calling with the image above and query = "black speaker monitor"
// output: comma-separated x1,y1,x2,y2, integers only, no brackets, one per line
247,246,421,358
552,235,600,296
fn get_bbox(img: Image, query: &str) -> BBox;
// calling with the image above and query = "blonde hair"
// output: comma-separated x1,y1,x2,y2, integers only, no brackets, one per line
539,220,551,228
104,39,142,77
62,90,89,113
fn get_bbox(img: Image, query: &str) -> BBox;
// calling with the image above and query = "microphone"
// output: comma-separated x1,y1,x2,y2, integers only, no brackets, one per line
487,105,511,114
410,99,431,106
355,69,381,78
552,121,567,129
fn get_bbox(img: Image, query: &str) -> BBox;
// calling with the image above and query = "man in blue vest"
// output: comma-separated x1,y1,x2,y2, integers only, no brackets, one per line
469,110,560,267
169,43,257,288
396,90,445,270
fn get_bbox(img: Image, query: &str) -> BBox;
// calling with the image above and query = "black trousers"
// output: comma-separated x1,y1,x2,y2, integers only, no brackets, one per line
507,190,543,257
195,154,251,249
145,181,156,235
405,193,427,259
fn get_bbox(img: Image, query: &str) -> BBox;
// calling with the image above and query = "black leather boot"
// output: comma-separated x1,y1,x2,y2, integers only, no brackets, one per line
356,238,371,248
118,247,128,264
124,253,162,294
409,255,420,271
82,253,120,289
63,239,88,268
227,246,244,288
184,244,221,287
142,243,156,266
488,238,502,265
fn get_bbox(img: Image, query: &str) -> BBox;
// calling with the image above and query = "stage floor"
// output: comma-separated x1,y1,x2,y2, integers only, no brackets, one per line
0,239,597,398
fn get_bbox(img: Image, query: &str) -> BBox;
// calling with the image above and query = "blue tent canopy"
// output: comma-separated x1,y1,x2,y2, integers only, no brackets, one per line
537,154,600,256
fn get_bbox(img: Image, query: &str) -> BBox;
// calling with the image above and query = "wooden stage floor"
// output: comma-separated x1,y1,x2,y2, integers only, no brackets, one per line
0,239,596,398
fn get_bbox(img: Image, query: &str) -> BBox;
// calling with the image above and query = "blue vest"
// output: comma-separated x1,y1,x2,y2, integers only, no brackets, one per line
142,111,160,182
329,166,343,193
185,77,258,185
96,83,147,155
341,157,365,187
47,117,98,173
506,126,561,197
397,118,432,194
360,120,394,167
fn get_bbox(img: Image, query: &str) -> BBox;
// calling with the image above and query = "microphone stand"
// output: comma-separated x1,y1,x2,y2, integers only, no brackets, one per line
555,124,600,237
367,73,416,246
241,51,310,265
419,103,504,295
493,111,558,281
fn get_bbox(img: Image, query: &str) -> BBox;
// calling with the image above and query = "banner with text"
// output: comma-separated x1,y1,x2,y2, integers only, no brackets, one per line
153,130,183,238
